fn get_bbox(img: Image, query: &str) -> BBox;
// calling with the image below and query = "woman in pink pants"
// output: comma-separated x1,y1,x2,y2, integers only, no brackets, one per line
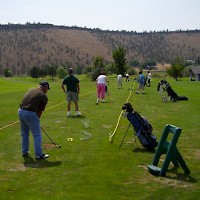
96,72,108,104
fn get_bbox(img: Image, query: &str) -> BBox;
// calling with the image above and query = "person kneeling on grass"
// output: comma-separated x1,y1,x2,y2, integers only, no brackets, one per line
18,81,50,160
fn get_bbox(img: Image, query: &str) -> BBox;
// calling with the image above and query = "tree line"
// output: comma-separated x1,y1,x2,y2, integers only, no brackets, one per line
4,46,195,82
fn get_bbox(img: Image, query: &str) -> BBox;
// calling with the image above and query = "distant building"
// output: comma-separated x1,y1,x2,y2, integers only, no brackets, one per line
189,66,200,81
186,60,195,65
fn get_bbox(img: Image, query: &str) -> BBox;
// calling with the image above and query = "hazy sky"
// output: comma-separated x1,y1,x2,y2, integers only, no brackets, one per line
0,0,200,32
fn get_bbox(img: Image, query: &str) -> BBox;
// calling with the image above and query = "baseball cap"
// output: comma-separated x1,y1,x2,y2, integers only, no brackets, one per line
39,81,50,90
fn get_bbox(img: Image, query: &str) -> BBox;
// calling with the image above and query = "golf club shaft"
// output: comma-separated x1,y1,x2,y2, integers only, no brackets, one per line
40,127,58,146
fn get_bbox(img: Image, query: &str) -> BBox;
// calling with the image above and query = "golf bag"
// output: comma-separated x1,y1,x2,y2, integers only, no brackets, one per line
157,80,188,102
122,103,158,151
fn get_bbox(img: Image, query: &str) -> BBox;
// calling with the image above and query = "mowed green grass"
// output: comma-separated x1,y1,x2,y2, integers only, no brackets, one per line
0,76,199,200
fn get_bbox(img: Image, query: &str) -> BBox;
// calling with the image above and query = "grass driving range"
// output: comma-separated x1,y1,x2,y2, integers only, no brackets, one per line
0,75,199,200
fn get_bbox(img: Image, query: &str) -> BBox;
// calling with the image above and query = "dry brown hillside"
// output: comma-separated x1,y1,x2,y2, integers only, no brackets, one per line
0,24,200,75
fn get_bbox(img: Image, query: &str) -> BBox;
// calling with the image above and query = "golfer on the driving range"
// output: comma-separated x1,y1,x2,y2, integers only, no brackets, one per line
61,68,81,117
18,81,50,159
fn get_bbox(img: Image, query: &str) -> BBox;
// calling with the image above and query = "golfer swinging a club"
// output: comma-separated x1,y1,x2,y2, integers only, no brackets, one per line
18,81,50,159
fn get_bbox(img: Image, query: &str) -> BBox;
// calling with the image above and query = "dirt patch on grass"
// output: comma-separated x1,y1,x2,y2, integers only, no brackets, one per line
137,164,197,189
43,143,56,150
103,124,113,129
8,164,26,172
185,149,200,160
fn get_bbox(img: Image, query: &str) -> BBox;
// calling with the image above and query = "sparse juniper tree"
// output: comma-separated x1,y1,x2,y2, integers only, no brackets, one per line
112,46,127,76
197,56,200,65
39,68,47,78
4,68,13,77
166,56,185,80
48,66,57,80
76,65,83,74
91,56,105,81
30,66,40,79
56,66,67,79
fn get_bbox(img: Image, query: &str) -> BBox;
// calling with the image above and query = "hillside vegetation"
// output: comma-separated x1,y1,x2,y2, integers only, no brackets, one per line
0,24,200,75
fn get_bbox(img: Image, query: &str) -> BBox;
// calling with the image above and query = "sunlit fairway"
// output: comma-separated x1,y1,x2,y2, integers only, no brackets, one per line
0,75,199,200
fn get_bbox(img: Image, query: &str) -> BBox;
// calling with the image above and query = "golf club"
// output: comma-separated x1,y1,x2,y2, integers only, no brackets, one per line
40,127,61,148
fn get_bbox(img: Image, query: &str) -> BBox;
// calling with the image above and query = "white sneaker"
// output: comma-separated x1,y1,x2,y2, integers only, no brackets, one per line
67,112,71,117
96,99,99,104
35,154,49,160
76,111,81,116
101,99,105,103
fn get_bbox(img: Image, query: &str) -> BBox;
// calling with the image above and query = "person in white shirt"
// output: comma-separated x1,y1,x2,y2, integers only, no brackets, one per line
147,71,151,87
117,74,123,89
125,73,130,82
96,72,108,104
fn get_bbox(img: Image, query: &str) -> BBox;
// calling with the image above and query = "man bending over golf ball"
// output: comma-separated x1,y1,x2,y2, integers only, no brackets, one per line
18,81,50,159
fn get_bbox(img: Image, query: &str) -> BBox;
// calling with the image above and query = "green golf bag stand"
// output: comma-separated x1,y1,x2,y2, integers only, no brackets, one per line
147,124,190,176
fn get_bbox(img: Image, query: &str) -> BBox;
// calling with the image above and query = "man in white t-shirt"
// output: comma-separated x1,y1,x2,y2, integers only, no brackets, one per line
117,74,123,89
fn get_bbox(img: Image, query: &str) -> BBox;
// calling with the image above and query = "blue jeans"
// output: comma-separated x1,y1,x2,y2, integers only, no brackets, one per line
18,109,43,157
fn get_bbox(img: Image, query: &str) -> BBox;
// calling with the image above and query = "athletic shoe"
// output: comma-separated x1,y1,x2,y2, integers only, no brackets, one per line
96,99,99,104
35,154,49,160
76,111,81,116
101,99,105,103
135,91,139,94
22,153,29,157
22,150,29,157
67,112,71,117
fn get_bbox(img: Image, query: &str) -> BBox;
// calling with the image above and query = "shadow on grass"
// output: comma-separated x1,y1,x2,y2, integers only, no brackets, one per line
69,115,86,118
23,156,61,168
132,147,156,154
164,167,197,184
95,101,114,105
103,101,114,103
147,165,197,184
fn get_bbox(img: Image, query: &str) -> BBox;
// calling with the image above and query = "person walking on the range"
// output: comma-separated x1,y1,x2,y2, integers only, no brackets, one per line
136,71,145,94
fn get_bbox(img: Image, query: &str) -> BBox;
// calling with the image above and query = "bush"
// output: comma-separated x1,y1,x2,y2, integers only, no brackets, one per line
4,68,13,77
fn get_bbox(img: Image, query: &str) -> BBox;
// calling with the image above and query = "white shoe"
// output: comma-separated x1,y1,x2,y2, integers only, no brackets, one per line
67,112,71,117
76,111,81,116
101,99,105,103
35,154,49,160
96,99,99,104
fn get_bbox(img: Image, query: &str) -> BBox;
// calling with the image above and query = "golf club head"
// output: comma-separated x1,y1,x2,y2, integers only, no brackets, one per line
109,136,114,143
